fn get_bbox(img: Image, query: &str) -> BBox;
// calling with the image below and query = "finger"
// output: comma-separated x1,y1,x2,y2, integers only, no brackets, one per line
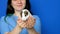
5,32,9,34
18,19,22,22
23,23,27,28
17,21,24,26
21,23,26,28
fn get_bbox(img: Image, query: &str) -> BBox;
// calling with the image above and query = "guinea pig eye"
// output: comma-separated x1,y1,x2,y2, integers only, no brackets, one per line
24,11,28,16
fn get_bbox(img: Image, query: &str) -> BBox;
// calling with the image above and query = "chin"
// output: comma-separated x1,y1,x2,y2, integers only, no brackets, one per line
16,8,23,11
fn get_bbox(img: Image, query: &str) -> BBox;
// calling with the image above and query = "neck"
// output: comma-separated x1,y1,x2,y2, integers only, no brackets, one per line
14,10,22,18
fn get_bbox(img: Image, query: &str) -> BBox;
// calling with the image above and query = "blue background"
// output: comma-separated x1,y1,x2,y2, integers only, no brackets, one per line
0,0,60,34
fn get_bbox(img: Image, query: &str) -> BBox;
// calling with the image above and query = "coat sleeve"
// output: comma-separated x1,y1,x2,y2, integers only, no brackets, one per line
33,15,41,34
0,16,9,34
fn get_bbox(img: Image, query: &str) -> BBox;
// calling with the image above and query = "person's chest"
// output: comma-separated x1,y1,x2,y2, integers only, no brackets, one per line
7,16,28,34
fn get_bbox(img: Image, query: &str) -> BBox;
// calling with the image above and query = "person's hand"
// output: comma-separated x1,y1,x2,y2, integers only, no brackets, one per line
25,16,36,29
17,17,27,28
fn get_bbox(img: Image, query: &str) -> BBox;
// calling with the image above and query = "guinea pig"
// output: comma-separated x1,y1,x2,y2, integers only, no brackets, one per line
20,9,32,21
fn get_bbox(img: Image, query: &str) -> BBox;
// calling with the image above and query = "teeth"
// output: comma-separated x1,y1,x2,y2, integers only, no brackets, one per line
21,9,31,21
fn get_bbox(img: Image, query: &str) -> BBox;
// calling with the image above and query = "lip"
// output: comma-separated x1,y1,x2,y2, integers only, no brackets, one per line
17,4,23,6
17,4,22,6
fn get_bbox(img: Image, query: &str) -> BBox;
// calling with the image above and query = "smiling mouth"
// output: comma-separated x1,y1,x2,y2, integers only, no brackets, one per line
17,5,22,6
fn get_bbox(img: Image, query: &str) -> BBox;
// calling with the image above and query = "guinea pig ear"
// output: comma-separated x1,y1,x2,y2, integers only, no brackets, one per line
20,11,22,17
